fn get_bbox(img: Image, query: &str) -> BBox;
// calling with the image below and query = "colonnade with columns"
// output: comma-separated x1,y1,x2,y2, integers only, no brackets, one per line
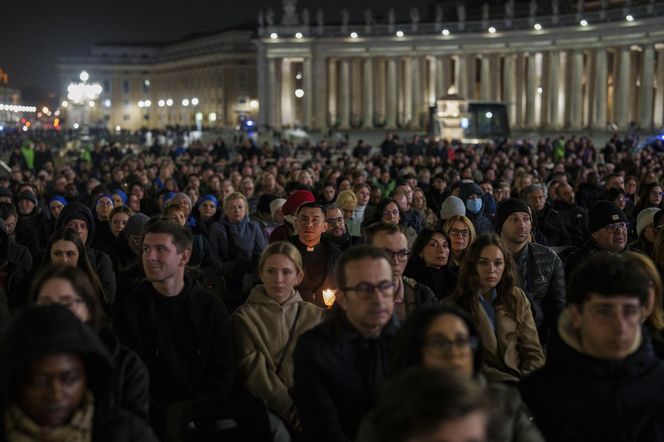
260,42,664,132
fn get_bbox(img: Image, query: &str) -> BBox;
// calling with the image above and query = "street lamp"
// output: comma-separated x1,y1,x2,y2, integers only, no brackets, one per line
66,70,102,129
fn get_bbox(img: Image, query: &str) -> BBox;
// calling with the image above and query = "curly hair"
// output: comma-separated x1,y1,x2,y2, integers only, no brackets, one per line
451,233,519,320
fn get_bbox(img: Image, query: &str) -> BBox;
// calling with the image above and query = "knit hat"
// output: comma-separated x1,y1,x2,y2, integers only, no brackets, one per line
636,207,660,238
440,196,466,220
270,198,287,218
56,202,95,245
0,187,12,200
123,213,150,238
16,190,37,205
281,190,315,216
495,198,531,233
199,194,219,207
459,182,483,201
111,189,128,205
48,195,68,206
95,194,114,207
588,200,628,233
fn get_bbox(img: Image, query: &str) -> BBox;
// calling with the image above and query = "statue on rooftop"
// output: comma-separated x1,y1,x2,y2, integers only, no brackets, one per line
282,0,299,26
265,8,275,27
302,8,310,27
505,0,514,27
457,3,466,31
410,7,420,31
341,9,350,34
388,8,395,32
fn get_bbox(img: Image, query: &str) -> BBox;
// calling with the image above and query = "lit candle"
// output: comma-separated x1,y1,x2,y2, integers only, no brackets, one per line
322,289,336,308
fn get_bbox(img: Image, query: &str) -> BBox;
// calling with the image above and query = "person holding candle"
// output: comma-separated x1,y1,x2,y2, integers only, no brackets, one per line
232,242,323,438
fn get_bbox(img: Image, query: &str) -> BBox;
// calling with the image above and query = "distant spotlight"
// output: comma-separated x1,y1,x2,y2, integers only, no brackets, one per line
350,32,358,38
182,99,190,106
270,33,278,39
580,19,588,26
88,101,95,107
461,118,469,129
625,15,634,22
191,97,199,106
396,30,404,37
485,112,493,119
537,86,543,94
0,125,3,131
22,126,28,132
442,29,450,36
144,100,151,107
295,72,302,80
103,99,111,108
115,125,122,131
138,101,144,108
294,89,304,98
61,101,69,108
166,99,173,106
158,99,165,107
73,123,80,129
295,32,303,39
534,23,542,30
79,71,89,82
488,26,496,33
247,120,254,127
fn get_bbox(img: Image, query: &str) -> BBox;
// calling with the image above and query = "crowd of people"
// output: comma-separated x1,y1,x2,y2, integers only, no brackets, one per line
0,128,662,441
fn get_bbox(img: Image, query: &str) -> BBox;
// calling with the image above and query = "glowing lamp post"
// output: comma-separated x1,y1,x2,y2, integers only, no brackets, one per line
322,289,336,308
66,71,102,129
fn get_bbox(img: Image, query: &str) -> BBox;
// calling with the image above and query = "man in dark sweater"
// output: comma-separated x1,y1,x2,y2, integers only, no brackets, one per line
287,202,340,307
294,245,398,442
113,221,235,437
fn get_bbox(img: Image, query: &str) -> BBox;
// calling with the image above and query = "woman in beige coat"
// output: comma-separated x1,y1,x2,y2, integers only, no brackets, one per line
232,241,324,436
445,234,544,382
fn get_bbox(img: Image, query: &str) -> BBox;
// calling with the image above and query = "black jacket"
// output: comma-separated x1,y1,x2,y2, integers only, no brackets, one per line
513,242,566,344
552,201,589,247
113,276,235,427
564,237,629,282
533,204,572,247
404,260,457,301
520,315,664,442
324,231,362,252
3,237,33,313
294,313,399,442
287,235,341,308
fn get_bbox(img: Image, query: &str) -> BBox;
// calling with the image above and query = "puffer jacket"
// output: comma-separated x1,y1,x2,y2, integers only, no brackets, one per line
533,204,571,247
232,286,323,422
218,216,267,263
513,242,566,345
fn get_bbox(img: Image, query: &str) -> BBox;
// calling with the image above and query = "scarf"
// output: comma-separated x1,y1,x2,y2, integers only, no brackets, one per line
5,391,94,442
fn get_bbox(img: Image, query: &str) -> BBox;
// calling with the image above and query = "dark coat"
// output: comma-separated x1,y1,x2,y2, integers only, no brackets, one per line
553,201,589,247
3,238,33,312
324,231,362,252
513,242,566,345
294,313,399,442
533,204,571,247
16,206,50,252
287,235,341,308
564,237,629,282
113,276,235,424
404,260,457,301
520,314,664,442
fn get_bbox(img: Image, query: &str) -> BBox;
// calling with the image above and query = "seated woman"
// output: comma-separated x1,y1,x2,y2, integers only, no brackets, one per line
364,198,417,246
441,214,477,297
404,228,456,300
91,194,114,252
232,242,323,437
32,265,150,421
0,304,157,441
109,206,134,239
43,227,108,308
445,234,544,382
357,304,544,442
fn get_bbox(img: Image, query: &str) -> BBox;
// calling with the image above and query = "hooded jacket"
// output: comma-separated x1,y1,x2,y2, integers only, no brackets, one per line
232,286,323,422
460,182,494,235
0,305,157,441
0,224,33,313
520,309,664,442
56,202,117,305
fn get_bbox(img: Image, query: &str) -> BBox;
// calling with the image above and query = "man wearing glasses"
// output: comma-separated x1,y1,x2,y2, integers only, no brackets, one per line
564,200,630,279
294,245,398,442
323,205,361,252
365,222,437,321
521,253,664,442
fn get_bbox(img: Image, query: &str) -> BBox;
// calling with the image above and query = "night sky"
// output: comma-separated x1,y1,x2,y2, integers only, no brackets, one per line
2,0,580,101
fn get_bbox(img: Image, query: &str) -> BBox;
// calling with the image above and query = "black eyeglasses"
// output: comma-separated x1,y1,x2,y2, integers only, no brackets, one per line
602,222,628,233
342,281,396,299
326,217,345,225
382,248,411,263
423,336,479,357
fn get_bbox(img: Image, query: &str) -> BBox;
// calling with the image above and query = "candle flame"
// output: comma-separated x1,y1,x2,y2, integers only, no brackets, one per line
322,289,336,307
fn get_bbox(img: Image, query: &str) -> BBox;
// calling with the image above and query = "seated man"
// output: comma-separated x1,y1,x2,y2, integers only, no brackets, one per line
294,245,398,442
113,220,235,437
520,253,664,442
287,202,341,307
324,205,362,252
365,222,437,320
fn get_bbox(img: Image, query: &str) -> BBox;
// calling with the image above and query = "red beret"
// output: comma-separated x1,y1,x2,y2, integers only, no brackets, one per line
282,190,316,216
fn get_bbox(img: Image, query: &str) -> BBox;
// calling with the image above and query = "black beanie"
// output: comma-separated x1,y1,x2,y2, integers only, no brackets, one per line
588,200,627,233
495,198,531,233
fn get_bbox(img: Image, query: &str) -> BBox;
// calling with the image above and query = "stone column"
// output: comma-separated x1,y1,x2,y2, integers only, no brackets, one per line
281,58,293,127
302,57,313,129
592,49,608,129
546,51,560,129
435,57,446,99
568,50,584,129
639,44,655,129
655,48,664,128
362,57,374,129
456,55,468,98
267,57,279,128
328,59,337,127
614,47,630,129
386,58,398,129
411,56,422,129
428,56,437,106
313,54,327,131
402,58,412,126
257,46,267,127
503,54,516,124
526,53,538,128
480,55,491,100
376,59,386,126
339,58,351,129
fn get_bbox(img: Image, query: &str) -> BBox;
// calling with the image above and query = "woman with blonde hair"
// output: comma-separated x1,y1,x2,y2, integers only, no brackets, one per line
442,215,477,267
335,190,361,236
445,234,544,382
232,241,324,438
625,251,664,358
